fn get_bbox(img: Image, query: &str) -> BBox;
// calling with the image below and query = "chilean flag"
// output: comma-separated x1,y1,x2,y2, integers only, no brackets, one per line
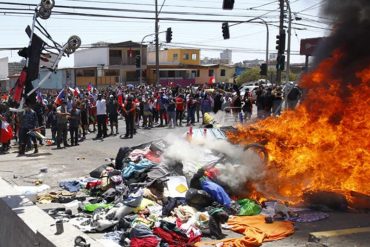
87,83,93,92
55,89,65,105
0,119,13,143
208,76,216,85
74,87,80,97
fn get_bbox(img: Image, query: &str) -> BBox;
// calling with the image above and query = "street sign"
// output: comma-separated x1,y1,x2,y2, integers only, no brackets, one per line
300,38,324,56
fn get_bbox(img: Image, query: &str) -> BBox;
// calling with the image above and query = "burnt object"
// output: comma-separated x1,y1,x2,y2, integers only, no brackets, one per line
303,191,348,211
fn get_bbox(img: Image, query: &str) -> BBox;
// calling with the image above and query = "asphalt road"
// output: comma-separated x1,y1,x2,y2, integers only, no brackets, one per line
1,118,369,247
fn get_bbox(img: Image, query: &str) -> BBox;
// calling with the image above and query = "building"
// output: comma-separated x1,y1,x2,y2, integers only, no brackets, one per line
74,41,148,87
196,64,235,84
0,57,9,91
220,49,232,64
147,48,200,86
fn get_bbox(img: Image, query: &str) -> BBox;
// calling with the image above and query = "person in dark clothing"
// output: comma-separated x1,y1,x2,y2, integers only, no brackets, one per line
262,88,274,118
242,91,253,120
232,92,242,122
255,86,265,119
107,95,119,135
46,105,57,143
287,84,302,109
18,102,39,155
272,86,283,116
175,94,184,127
69,103,80,146
56,101,70,149
213,92,223,113
80,102,88,139
123,97,135,138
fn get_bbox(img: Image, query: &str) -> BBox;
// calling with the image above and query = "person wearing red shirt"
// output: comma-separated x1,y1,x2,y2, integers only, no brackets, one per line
175,94,185,126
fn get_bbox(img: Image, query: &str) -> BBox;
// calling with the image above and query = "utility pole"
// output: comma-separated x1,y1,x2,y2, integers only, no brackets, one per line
155,0,160,86
285,0,291,83
276,0,285,84
257,17,269,73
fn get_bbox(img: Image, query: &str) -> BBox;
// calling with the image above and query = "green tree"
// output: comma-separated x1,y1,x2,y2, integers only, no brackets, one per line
236,67,261,85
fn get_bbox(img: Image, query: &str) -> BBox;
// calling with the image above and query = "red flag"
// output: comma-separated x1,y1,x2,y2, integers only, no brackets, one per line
11,67,27,103
117,94,123,106
208,76,216,85
74,87,80,97
0,119,13,143
87,83,92,92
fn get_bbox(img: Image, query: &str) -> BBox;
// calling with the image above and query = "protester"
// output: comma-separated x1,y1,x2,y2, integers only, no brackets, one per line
175,94,185,127
107,95,119,135
167,96,176,128
123,96,135,139
56,100,70,149
18,101,39,155
95,94,107,139
69,103,81,146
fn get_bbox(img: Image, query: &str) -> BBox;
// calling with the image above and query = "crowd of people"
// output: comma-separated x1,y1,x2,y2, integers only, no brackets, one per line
0,82,302,155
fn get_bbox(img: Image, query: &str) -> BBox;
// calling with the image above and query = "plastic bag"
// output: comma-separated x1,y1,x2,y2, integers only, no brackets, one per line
237,199,261,216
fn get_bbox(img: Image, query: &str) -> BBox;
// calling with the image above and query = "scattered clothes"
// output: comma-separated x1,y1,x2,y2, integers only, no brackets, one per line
289,210,329,223
206,208,229,240
237,199,262,216
185,188,214,210
59,180,81,192
200,178,231,208
153,221,201,247
82,203,112,213
16,184,50,195
123,159,155,179
128,148,150,162
162,197,186,216
195,215,294,247
144,151,161,164
130,237,159,247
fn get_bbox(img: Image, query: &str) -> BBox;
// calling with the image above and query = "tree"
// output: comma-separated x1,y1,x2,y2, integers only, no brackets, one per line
236,67,261,85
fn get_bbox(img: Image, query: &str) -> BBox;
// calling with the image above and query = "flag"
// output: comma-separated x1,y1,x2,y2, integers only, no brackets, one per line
74,87,80,97
87,83,92,92
55,89,65,105
36,91,45,105
68,87,75,96
0,119,13,143
11,67,27,103
208,76,216,85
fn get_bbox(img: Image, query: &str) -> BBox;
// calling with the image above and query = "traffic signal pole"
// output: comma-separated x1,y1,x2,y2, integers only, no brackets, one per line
285,0,292,83
276,0,285,84
155,0,160,86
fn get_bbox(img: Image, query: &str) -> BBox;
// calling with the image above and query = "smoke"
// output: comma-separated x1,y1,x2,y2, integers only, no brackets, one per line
314,0,370,84
162,133,265,192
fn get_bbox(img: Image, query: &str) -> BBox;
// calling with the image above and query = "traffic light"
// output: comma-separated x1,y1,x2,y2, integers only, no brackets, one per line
166,27,172,43
135,55,141,68
260,63,267,76
222,22,230,40
223,0,235,10
276,54,285,71
276,31,286,54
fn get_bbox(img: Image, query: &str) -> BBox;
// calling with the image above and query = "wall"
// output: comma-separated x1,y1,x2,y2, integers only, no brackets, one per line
0,57,8,80
74,47,109,67
217,65,235,83
178,49,200,65
32,69,75,89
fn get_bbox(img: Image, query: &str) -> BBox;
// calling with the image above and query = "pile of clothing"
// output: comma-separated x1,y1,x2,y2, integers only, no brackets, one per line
40,139,318,247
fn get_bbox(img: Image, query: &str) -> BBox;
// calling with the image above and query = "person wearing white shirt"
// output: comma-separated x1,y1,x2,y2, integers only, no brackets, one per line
94,94,107,139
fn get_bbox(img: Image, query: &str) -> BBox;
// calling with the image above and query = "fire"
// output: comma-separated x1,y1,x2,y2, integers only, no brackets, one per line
228,50,370,204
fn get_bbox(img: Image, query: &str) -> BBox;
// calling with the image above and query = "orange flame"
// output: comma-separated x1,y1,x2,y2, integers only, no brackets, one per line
228,50,370,204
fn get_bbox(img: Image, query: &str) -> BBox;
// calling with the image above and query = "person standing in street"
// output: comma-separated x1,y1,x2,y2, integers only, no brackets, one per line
95,94,107,139
167,96,176,128
18,101,39,155
107,95,119,135
123,96,135,138
56,100,70,149
69,103,81,146
175,94,184,126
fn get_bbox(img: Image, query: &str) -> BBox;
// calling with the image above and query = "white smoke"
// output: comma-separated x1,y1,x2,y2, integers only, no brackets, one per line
162,132,265,193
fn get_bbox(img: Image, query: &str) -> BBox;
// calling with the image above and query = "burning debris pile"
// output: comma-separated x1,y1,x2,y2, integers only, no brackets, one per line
228,0,370,206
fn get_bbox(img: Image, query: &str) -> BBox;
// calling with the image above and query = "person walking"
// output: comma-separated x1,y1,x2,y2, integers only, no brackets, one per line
95,94,107,139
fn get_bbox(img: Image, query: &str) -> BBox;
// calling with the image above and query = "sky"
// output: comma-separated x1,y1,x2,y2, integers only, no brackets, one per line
0,0,331,68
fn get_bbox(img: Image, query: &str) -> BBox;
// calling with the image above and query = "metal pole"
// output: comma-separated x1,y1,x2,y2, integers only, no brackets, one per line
257,18,269,73
155,0,160,86
276,0,284,84
285,0,291,82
